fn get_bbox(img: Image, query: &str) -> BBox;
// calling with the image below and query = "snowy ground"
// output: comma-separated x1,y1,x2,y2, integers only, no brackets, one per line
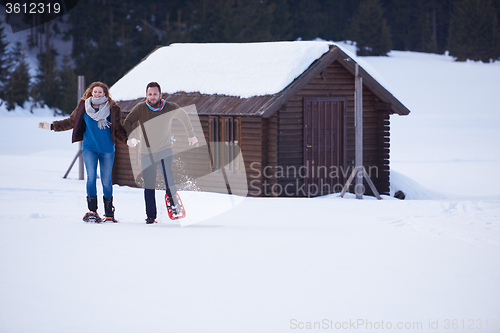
1,46,499,332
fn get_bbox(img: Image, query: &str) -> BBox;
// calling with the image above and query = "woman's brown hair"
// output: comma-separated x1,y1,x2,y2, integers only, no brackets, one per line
81,82,115,105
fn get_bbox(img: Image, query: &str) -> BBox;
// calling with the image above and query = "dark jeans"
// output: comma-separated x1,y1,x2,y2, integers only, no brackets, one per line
141,149,177,219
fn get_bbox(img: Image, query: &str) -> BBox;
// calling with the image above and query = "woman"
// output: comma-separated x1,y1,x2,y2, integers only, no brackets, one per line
38,82,127,223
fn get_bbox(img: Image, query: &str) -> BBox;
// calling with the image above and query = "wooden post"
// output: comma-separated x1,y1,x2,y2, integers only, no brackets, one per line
77,76,85,180
354,64,363,199
340,64,382,200
63,76,85,180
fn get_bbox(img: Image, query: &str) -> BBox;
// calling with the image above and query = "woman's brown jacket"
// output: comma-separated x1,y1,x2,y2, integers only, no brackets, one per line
51,100,127,144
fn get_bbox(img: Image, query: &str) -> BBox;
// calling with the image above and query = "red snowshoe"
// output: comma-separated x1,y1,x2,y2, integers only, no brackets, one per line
165,193,186,220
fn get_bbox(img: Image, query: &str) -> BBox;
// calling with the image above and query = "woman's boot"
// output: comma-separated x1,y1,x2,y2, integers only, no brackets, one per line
103,196,116,222
83,196,101,223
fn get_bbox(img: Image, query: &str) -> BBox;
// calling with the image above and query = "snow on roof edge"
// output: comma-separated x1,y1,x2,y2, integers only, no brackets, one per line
333,41,410,114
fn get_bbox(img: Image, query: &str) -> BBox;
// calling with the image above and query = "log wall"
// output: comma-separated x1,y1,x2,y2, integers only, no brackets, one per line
273,60,390,197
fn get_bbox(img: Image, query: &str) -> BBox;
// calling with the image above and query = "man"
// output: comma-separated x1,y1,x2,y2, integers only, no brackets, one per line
123,82,198,224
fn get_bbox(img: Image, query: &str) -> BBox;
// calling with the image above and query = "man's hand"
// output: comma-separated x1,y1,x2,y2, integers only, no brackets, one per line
188,136,198,146
127,138,140,147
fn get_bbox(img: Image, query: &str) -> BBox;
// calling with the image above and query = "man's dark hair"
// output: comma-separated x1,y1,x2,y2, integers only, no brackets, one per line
146,82,161,94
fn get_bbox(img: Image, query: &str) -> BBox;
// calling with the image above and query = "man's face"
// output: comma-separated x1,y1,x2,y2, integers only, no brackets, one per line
146,87,161,105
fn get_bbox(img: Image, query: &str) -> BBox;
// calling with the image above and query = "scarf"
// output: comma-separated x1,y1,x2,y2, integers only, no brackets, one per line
146,99,166,112
85,96,111,129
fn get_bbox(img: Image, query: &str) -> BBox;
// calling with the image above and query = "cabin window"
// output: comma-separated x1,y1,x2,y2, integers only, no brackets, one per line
208,116,242,172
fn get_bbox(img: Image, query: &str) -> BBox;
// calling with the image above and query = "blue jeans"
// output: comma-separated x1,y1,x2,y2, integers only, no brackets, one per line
82,149,114,199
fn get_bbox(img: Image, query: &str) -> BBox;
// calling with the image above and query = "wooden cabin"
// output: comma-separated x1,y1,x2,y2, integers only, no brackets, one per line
110,42,410,197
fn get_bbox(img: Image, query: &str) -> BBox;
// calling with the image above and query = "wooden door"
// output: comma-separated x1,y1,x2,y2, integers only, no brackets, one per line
303,97,344,196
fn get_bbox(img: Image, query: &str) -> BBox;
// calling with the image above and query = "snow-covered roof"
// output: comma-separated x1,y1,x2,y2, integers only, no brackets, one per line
110,41,333,101
110,40,409,116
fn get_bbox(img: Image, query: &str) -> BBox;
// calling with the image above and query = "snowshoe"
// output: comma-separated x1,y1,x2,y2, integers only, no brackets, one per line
83,212,102,223
165,193,186,220
103,216,118,223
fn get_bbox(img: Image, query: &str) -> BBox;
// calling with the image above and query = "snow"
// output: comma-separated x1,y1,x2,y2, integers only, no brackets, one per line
110,41,333,100
1,44,500,333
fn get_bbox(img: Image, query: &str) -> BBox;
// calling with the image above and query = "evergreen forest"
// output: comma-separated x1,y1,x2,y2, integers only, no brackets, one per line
1,0,499,113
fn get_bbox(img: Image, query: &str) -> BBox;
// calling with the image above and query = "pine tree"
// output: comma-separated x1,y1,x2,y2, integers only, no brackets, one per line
66,1,163,86
32,47,60,108
351,0,393,56
317,0,361,42
269,0,292,41
419,1,439,53
448,0,500,62
56,55,77,115
4,42,31,111
0,19,10,101
188,0,277,43
230,0,275,42
288,0,326,40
